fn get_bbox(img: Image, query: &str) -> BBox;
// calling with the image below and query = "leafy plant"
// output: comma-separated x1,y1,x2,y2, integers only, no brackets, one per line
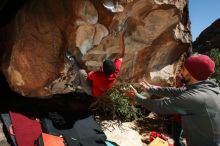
91,84,145,122
209,48,220,85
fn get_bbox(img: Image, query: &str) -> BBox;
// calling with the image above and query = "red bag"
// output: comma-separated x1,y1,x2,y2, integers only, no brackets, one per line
148,131,168,142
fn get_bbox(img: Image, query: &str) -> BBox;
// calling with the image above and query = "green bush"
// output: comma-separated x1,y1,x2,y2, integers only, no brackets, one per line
209,48,220,85
91,84,145,122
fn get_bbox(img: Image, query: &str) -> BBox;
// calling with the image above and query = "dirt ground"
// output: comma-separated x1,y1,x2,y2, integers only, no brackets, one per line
101,112,175,146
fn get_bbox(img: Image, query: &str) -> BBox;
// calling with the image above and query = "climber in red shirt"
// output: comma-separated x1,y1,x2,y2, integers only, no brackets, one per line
77,31,125,98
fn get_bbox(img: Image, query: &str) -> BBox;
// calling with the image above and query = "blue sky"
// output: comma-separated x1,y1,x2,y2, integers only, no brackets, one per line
189,0,220,41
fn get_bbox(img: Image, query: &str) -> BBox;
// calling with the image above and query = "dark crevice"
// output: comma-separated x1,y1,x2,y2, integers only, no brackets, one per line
0,0,27,28
0,72,94,114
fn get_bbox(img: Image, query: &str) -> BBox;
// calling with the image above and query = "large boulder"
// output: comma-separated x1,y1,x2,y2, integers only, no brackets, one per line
0,0,191,97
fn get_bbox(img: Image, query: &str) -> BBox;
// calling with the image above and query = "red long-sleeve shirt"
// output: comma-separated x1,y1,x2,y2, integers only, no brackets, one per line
88,58,122,97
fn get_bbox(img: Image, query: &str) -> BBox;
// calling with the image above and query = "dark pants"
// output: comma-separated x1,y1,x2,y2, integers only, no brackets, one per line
172,121,185,146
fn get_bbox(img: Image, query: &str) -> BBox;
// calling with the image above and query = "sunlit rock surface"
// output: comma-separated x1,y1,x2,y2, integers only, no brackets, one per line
0,0,191,97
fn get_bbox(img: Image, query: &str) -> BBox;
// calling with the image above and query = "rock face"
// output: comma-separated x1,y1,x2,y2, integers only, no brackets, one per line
0,0,191,97
193,18,220,53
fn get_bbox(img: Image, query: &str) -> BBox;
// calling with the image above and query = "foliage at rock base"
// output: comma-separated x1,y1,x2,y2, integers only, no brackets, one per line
91,84,148,122
210,48,220,85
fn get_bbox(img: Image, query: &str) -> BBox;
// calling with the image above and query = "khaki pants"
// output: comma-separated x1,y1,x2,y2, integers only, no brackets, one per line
78,69,92,96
